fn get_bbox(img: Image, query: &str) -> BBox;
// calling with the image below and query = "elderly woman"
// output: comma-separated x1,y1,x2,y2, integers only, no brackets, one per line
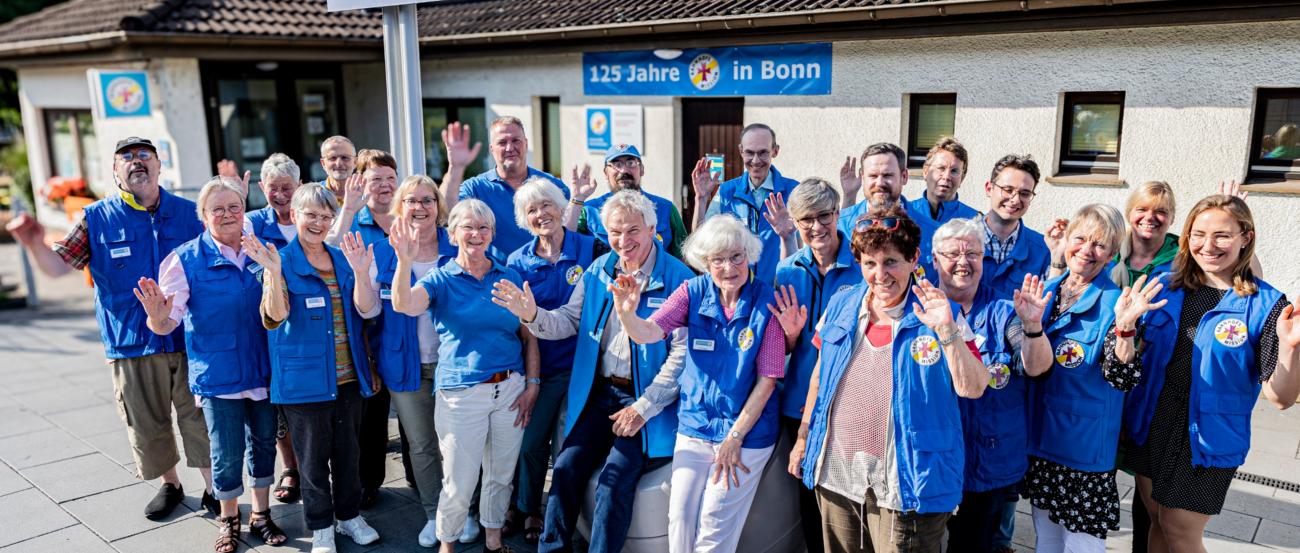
247,153,303,249
135,177,286,552
787,206,988,552
1021,204,1164,553
502,177,602,541
610,214,784,553
390,198,540,553
924,218,1054,553
1124,195,1299,553
243,185,381,553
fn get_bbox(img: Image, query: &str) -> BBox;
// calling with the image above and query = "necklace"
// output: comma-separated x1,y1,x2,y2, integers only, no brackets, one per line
1058,279,1090,307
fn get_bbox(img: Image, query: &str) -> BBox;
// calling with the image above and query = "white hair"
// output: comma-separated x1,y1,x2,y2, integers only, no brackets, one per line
291,183,339,215
513,177,568,236
682,215,763,273
260,153,301,183
599,190,657,230
195,177,245,220
448,198,496,234
931,217,985,255
319,135,355,155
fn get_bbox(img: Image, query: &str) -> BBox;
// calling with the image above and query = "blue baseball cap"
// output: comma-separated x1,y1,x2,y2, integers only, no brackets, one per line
604,144,642,164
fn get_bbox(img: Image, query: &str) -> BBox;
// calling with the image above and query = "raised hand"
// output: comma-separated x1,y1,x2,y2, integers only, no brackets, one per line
133,277,174,323
839,155,862,203
571,164,596,201
911,279,955,331
608,273,643,315
1013,274,1053,326
1277,303,1300,349
762,192,796,238
387,217,420,263
1114,274,1168,329
341,173,367,214
690,157,720,201
491,279,538,322
216,159,251,196
340,231,374,275
443,121,482,169
1044,218,1070,261
241,235,281,274
1217,179,1249,200
608,406,647,437
767,285,808,340
5,213,45,247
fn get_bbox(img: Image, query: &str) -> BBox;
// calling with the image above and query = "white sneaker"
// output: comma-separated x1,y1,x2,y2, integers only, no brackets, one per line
418,519,439,548
336,515,380,545
459,518,480,543
311,528,336,553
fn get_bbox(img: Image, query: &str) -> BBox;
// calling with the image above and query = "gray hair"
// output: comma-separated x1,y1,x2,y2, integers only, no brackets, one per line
513,177,568,235
195,176,245,220
682,215,763,273
787,177,840,220
448,198,496,234
931,217,985,255
260,153,301,183
1065,203,1128,286
291,183,340,215
320,135,355,155
599,190,658,230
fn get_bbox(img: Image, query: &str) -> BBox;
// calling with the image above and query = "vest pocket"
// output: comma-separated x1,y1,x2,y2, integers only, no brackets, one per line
278,341,331,398
909,429,962,500
1038,398,1104,467
1195,392,1254,460
103,292,148,348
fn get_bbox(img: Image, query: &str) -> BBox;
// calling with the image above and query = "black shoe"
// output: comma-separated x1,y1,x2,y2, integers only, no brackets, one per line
201,488,221,517
359,487,380,510
144,483,185,520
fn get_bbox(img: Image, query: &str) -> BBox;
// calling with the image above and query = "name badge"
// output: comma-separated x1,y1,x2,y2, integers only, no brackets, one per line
305,297,327,309
646,297,665,308
109,246,131,259
692,338,715,351
379,289,393,300
973,333,986,350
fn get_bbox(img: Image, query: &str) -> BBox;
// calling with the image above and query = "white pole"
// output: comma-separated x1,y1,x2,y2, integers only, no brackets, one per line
381,4,426,179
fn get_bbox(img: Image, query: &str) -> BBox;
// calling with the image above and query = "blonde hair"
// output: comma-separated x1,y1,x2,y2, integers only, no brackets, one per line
1117,180,1176,275
1065,204,1128,286
391,174,447,226
195,177,245,221
1170,195,1258,297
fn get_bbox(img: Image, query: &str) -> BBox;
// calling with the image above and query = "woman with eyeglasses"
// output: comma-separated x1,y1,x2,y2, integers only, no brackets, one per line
612,214,786,553
788,206,988,553
1123,195,1299,553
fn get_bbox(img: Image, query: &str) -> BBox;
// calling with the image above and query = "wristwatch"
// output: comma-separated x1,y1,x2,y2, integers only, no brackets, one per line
527,377,542,385
728,430,742,441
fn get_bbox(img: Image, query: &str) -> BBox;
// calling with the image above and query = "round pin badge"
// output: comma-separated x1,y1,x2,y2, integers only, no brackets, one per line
1054,339,1086,369
565,265,584,285
738,327,755,351
1214,318,1248,348
910,335,942,366
837,284,854,294
988,363,1011,390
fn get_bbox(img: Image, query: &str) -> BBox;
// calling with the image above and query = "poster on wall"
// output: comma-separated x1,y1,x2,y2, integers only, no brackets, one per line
87,70,151,118
585,105,644,154
583,43,832,96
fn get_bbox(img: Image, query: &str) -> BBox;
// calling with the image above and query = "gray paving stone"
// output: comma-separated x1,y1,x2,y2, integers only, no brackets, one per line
0,488,78,547
1223,484,1300,527
0,523,116,553
1255,520,1300,552
82,428,135,467
0,427,94,469
0,405,53,439
1205,508,1261,542
63,482,197,542
0,462,31,497
12,385,106,416
23,453,138,503
110,515,218,553
1203,532,1278,553
46,403,125,439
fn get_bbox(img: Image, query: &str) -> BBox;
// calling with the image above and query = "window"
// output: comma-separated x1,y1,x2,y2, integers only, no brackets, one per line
423,98,489,181
540,97,562,176
1060,92,1124,174
1248,88,1300,180
43,110,100,184
906,94,956,168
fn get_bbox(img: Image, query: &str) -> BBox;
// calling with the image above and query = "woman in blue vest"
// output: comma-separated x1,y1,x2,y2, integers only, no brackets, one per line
787,205,989,553
136,178,286,552
246,153,303,250
928,217,1055,553
503,177,601,542
612,214,787,553
1124,195,1300,553
389,198,541,553
243,184,382,553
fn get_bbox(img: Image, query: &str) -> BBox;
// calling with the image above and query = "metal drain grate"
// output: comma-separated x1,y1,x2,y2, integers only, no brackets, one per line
1235,471,1300,493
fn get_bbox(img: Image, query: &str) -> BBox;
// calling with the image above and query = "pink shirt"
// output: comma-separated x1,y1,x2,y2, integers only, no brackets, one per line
649,282,786,379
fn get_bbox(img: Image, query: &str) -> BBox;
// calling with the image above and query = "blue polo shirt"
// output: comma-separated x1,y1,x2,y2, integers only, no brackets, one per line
903,192,981,228
458,167,569,254
417,259,526,389
506,229,597,377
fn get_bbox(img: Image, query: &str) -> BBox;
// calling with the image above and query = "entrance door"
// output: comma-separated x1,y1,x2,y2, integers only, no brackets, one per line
680,98,744,227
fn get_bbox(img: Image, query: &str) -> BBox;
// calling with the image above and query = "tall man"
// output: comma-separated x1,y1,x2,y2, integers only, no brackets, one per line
317,135,357,199
838,141,940,281
564,143,689,259
5,137,215,520
905,137,981,227
979,154,1051,300
690,123,799,281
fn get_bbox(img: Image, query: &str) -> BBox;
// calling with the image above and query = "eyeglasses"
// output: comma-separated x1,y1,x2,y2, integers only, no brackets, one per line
298,211,335,224
992,183,1036,201
606,159,641,170
207,204,245,218
854,216,901,233
935,250,983,263
740,149,772,161
1188,231,1245,248
402,197,438,208
795,211,837,229
117,149,154,162
707,252,747,268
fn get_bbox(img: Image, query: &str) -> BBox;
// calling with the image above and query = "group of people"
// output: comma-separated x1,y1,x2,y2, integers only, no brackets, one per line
6,115,1299,553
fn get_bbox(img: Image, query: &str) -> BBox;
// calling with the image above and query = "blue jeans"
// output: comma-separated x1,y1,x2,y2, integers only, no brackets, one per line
539,382,652,553
946,482,1021,553
514,370,570,515
200,396,278,500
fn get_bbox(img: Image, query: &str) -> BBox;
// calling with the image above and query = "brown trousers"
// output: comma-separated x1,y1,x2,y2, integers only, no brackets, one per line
111,352,211,480
817,486,950,553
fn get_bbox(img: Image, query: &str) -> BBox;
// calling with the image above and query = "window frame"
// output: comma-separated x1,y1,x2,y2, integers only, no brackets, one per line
43,109,94,180
1247,88,1300,181
539,96,561,176
1059,91,1125,175
906,93,957,169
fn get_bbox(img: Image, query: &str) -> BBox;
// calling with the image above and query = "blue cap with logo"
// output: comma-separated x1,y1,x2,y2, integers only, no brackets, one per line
604,143,642,164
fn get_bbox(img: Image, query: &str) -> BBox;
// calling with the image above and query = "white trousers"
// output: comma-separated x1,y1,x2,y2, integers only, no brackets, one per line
1033,506,1106,553
433,373,526,542
667,433,775,553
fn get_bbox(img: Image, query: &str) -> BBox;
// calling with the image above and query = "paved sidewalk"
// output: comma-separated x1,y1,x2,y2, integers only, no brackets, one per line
1,241,1298,552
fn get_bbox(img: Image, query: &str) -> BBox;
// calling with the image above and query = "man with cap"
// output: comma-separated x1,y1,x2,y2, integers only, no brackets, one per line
6,136,217,520
563,143,688,259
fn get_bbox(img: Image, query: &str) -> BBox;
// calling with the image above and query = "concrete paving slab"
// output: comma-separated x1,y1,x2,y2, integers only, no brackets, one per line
23,452,138,503
1205,507,1262,542
1223,483,1300,527
46,403,126,439
11,385,106,416
1255,520,1300,552
1204,531,1279,553
63,482,197,542
0,488,78,547
0,427,94,469
0,462,31,497
110,515,219,553
82,428,135,467
0,405,53,439
0,523,116,553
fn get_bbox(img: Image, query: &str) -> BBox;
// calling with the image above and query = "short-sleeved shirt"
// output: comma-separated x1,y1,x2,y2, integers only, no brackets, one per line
648,281,786,379
457,167,569,254
416,259,526,389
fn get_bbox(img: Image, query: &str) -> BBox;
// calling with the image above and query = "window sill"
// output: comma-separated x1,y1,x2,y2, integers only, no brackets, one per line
1241,178,1300,194
1045,174,1126,187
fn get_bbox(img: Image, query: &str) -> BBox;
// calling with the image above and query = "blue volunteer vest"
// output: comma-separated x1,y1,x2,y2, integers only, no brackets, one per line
508,229,597,377
715,166,799,281
267,239,375,404
583,191,676,252
836,198,939,285
369,228,457,392
246,206,291,249
175,232,270,396
349,206,389,247
903,193,981,228
566,242,695,458
980,225,1051,301
800,283,965,513
84,190,204,359
959,286,1027,492
1125,277,1284,468
1027,272,1123,473
773,232,862,419
679,275,780,449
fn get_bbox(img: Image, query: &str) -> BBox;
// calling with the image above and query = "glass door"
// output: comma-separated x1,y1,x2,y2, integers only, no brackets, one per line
295,79,341,184
216,79,279,206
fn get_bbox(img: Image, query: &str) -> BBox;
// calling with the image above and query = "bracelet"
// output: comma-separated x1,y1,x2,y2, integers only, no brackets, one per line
569,198,585,206
1050,261,1067,269
1023,327,1044,338
937,324,958,346
1114,327,1137,338
526,377,542,385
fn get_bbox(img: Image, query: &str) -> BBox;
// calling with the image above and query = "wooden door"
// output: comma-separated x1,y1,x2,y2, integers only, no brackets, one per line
680,98,744,227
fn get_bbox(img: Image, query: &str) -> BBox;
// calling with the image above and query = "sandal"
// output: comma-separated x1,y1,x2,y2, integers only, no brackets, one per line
273,468,299,504
215,514,240,553
500,508,523,537
249,509,288,546
523,515,543,544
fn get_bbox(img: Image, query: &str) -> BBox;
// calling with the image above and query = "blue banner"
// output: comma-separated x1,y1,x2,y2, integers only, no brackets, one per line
583,43,832,96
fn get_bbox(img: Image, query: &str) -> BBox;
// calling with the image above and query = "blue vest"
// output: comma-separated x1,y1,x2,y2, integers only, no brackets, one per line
801,283,965,513
980,225,1051,301
583,191,676,252
958,286,1027,492
1027,272,1123,472
566,243,695,458
715,166,799,281
246,207,291,249
1126,278,1283,468
903,193,981,228
508,230,597,377
773,232,862,419
369,228,458,392
83,191,204,359
349,206,389,247
679,275,780,448
837,197,939,284
174,233,270,396
267,239,375,404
